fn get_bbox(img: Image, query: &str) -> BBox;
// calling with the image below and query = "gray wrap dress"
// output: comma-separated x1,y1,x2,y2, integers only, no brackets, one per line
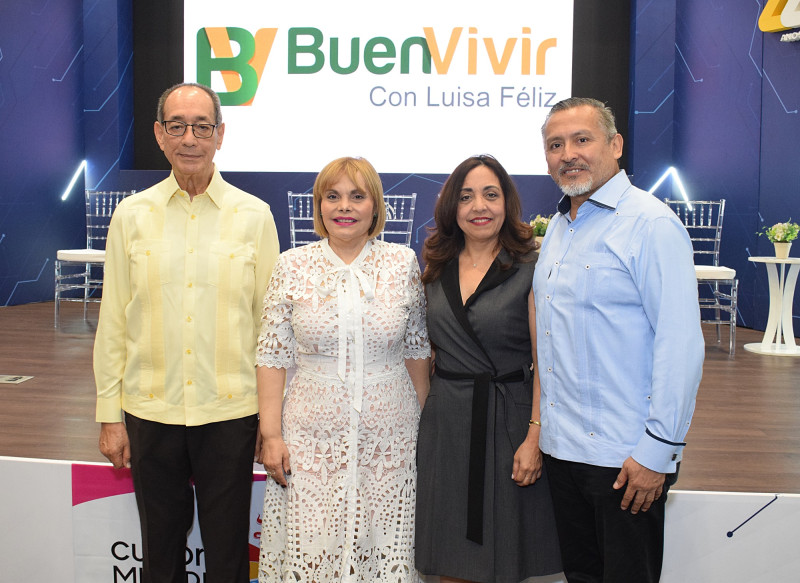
415,250,561,583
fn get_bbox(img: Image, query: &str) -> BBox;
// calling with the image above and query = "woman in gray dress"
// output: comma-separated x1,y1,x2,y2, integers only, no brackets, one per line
416,155,561,583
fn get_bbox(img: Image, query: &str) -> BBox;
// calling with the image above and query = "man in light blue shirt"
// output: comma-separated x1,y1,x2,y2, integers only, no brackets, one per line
533,97,704,582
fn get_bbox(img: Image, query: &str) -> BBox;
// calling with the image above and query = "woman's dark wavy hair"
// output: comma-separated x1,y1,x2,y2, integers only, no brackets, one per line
422,155,534,284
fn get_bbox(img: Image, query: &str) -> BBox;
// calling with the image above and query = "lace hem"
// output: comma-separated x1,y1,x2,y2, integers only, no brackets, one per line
403,347,431,360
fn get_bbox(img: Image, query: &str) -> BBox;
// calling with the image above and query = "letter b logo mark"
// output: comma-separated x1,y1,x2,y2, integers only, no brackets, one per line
197,27,277,106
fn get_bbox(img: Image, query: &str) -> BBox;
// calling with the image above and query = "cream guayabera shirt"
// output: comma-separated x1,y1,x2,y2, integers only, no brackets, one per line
94,168,280,426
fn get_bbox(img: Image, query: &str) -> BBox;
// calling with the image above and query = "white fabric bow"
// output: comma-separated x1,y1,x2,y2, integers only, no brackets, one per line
314,241,376,413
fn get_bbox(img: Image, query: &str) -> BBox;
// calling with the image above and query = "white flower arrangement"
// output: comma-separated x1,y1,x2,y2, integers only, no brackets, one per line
759,220,799,243
530,214,551,236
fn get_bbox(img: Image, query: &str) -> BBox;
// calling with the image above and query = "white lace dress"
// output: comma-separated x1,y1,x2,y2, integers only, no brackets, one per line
256,238,430,583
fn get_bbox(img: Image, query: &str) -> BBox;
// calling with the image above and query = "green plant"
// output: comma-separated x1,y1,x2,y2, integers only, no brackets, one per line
530,214,551,236
758,220,799,243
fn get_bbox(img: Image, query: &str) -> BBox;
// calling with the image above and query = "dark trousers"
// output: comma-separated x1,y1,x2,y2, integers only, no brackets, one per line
543,454,678,583
125,413,258,583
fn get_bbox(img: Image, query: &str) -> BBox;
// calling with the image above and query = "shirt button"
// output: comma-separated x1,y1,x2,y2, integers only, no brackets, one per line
186,349,192,355
145,250,151,256
227,394,233,399
188,248,194,254
186,316,192,322
187,282,193,288
148,393,154,399
230,253,234,259
546,294,551,300
187,380,193,386
547,367,553,372
545,330,550,336
191,214,196,220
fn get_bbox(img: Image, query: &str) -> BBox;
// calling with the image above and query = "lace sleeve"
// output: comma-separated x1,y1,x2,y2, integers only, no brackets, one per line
256,254,296,369
403,253,431,360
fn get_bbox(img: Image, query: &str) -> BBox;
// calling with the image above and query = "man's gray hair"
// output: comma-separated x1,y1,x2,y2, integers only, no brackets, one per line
541,97,618,142
156,82,222,125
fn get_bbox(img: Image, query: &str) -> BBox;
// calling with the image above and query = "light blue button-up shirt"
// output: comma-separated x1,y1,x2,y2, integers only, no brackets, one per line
533,171,704,473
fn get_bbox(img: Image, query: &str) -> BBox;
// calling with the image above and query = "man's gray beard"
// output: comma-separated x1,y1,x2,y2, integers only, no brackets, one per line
558,176,594,197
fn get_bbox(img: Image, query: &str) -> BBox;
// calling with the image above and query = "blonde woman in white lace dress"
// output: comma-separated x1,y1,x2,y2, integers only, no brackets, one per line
256,157,431,583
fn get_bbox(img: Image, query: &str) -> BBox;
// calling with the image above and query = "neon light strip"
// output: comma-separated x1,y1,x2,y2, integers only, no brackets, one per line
60,160,87,201
648,166,692,211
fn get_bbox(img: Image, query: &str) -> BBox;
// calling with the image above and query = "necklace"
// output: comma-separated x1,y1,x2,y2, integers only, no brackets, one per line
462,252,493,269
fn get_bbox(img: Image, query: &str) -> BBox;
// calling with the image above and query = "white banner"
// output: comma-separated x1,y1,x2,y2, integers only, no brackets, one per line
183,0,574,175
2,457,800,582
71,463,267,582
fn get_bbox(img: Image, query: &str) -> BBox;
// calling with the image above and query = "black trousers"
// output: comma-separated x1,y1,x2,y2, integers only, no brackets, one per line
125,413,258,583
543,454,678,583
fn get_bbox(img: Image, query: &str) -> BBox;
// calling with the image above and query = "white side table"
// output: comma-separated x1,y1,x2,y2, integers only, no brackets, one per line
744,256,800,356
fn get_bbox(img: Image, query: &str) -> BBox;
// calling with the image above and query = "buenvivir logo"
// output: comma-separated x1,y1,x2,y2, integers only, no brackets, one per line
197,26,557,106
197,28,277,106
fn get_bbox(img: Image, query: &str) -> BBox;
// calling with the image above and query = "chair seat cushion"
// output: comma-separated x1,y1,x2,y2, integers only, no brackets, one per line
57,249,106,262
695,265,735,280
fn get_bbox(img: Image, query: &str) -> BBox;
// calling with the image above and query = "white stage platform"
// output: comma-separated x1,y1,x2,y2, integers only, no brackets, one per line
2,456,799,582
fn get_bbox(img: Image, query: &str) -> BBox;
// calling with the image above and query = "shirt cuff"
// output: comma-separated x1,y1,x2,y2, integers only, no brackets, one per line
96,397,124,423
631,431,684,474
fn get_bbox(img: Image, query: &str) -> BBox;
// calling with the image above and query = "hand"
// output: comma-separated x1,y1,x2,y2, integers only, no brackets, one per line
99,422,131,469
511,431,543,487
261,435,291,487
613,457,666,514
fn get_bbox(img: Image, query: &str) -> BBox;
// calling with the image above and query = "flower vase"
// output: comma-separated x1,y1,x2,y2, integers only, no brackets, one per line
534,236,544,251
774,242,792,259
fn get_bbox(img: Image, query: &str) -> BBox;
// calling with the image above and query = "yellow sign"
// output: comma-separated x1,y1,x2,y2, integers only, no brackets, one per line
759,0,800,32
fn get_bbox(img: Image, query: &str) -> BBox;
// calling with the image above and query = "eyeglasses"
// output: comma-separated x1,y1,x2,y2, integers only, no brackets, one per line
161,120,218,139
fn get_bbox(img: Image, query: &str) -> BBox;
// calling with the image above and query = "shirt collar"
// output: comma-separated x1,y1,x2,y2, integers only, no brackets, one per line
160,165,225,209
556,170,630,216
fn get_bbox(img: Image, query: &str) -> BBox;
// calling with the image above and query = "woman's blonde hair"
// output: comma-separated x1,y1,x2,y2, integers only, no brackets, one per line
312,157,386,238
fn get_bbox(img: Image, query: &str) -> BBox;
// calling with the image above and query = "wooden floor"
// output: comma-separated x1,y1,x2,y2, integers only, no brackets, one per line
1,302,799,493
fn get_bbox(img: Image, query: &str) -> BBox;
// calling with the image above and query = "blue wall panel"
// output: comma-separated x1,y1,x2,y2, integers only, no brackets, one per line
82,0,134,190
0,0,86,306
629,0,677,186
756,30,800,329
672,0,765,328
